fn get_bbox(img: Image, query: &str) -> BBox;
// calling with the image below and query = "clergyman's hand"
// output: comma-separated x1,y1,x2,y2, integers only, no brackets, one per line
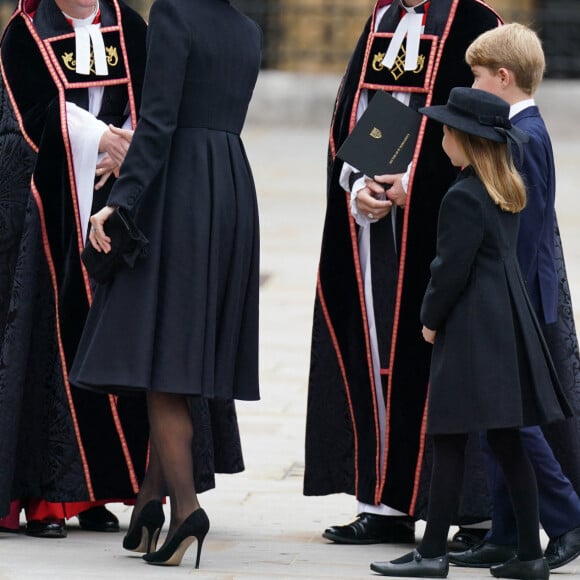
98,125,133,166
355,179,393,220
94,154,116,190
373,173,407,208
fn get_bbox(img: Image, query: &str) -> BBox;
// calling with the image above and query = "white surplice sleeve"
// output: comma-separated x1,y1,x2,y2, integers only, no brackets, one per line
66,100,108,244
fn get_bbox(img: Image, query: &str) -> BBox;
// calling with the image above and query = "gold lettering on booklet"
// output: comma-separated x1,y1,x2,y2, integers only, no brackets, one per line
61,46,119,74
389,133,411,165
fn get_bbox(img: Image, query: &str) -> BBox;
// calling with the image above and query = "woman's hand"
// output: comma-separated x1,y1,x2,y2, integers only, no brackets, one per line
355,179,393,220
88,205,117,253
422,326,436,344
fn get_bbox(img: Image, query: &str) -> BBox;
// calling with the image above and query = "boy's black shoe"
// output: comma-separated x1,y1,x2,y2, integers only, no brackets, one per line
449,541,517,567
490,556,549,580
448,526,488,550
545,525,580,569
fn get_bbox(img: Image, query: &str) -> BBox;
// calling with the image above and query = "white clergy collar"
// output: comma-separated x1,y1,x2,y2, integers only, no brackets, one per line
400,0,430,13
63,2,99,27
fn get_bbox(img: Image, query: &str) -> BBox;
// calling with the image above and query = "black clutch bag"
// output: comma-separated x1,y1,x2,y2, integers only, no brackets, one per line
81,207,148,284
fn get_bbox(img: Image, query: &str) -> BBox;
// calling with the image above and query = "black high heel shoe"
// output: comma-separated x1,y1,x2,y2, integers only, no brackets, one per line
122,500,165,554
143,508,210,567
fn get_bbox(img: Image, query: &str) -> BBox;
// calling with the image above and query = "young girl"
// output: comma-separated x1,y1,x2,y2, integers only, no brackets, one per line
370,87,572,580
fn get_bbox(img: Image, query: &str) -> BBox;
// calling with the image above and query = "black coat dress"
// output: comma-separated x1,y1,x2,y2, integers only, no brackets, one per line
420,168,572,434
70,0,261,402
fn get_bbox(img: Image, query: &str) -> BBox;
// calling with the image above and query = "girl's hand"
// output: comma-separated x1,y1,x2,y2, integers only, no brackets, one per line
88,205,116,253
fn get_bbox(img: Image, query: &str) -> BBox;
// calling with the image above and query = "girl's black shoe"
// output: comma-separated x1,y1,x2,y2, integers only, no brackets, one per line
143,507,210,567
122,500,165,554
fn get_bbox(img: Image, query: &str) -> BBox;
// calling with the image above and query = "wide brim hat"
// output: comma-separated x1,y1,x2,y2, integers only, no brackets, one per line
419,87,528,145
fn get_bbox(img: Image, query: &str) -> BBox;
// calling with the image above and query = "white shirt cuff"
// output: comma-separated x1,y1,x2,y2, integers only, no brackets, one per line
350,176,377,227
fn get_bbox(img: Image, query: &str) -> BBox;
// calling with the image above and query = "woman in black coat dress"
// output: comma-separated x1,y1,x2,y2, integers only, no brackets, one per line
370,88,571,579
69,0,261,568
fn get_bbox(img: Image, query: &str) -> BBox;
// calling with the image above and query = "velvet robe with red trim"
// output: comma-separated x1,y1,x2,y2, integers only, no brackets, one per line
0,0,246,519
304,0,502,521
0,0,149,518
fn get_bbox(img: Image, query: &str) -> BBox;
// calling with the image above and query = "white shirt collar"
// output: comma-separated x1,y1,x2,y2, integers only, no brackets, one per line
509,98,535,119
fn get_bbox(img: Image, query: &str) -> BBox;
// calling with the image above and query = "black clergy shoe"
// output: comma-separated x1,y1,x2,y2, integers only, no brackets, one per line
77,506,120,532
449,541,517,567
25,519,67,538
323,513,415,544
490,556,549,580
370,549,449,577
545,525,580,569
448,526,488,550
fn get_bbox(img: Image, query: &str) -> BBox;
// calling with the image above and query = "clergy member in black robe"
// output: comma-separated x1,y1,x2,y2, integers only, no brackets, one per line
304,0,502,543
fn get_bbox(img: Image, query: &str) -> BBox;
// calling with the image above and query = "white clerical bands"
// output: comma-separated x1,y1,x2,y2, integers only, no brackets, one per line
381,12,423,72
75,25,108,76
64,3,108,76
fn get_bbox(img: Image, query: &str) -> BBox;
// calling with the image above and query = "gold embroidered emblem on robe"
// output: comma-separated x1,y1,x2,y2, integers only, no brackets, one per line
61,45,119,75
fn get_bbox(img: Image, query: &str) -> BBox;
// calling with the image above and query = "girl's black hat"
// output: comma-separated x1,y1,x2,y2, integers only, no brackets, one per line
419,87,529,149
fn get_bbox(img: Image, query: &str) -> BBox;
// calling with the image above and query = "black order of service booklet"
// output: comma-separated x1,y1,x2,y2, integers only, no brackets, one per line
337,91,422,177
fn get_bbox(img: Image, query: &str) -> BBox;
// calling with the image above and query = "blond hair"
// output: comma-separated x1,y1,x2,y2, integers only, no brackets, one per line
466,23,545,95
450,128,526,213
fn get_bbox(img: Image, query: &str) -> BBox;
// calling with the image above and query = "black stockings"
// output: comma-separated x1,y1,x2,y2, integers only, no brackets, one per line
487,428,541,561
418,429,541,561
132,392,199,542
418,433,469,558
129,441,165,529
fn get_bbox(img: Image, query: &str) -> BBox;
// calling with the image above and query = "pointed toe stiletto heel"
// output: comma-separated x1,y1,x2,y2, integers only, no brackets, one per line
143,507,210,567
123,500,165,554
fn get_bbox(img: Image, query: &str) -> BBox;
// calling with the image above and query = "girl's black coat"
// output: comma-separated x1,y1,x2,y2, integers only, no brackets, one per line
421,169,572,434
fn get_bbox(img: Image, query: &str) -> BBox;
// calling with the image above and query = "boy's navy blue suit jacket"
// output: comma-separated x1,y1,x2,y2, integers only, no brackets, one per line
513,106,558,325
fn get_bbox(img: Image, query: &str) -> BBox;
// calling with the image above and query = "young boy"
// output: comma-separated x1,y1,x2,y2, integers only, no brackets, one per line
449,23,580,571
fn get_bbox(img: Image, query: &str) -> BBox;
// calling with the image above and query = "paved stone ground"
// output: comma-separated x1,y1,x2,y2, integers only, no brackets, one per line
0,74,579,579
